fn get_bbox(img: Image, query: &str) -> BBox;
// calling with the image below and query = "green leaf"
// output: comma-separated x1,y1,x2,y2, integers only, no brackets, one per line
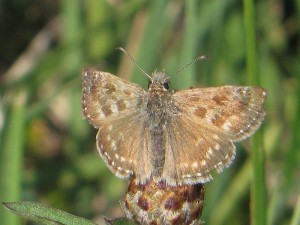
105,217,138,225
2,202,96,225
243,0,267,224
291,196,300,225
0,91,26,225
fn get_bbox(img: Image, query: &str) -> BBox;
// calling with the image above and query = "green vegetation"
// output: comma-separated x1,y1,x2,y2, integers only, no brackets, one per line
0,0,298,224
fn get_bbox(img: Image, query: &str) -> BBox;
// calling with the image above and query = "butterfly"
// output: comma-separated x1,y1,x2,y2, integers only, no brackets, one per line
81,65,267,186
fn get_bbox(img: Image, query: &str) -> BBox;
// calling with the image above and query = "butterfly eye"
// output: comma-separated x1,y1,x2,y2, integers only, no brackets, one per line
163,82,169,90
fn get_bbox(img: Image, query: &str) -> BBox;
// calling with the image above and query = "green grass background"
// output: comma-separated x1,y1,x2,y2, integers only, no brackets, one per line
0,0,299,225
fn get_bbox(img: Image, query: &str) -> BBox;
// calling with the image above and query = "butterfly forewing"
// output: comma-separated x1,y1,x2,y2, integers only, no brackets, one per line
172,86,267,141
82,68,146,128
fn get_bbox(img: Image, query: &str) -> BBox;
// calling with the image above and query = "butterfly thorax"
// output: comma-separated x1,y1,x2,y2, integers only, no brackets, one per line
146,72,172,180
147,72,171,127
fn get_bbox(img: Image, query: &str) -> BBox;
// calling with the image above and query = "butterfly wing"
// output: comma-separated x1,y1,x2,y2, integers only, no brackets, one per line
162,86,267,185
96,112,152,181
82,68,152,181
173,86,267,141
82,68,146,127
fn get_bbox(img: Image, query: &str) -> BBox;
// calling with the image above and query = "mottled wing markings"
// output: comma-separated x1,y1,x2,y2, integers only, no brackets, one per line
82,68,152,180
82,67,267,186
160,86,267,185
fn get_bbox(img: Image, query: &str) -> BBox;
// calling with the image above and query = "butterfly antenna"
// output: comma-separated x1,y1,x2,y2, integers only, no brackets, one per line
116,47,152,80
168,55,208,79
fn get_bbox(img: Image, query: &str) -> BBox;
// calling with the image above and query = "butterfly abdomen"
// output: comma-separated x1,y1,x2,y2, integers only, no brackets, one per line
150,123,166,179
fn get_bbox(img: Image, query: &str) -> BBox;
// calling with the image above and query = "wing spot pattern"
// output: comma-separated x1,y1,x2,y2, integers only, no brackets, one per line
222,121,232,131
208,147,213,155
111,140,116,150
192,162,198,168
110,103,119,113
194,107,207,118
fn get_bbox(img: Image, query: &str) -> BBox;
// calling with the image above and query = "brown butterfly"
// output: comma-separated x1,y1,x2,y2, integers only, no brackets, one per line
82,56,267,186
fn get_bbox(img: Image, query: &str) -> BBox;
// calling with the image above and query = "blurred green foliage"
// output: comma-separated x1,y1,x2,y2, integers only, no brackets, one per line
0,0,299,225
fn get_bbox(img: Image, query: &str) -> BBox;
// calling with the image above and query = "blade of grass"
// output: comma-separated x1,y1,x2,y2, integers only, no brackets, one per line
291,196,300,225
243,0,267,225
197,0,235,86
284,0,300,189
105,217,138,225
2,202,96,225
84,0,116,61
172,0,198,88
208,160,252,225
290,1,300,224
130,0,169,85
207,115,280,224
0,92,26,225
60,0,85,157
61,0,82,72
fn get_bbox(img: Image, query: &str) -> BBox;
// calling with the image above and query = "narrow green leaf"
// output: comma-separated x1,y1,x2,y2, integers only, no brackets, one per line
131,0,169,85
2,202,96,225
243,0,267,224
173,0,198,89
209,160,251,225
61,0,83,73
105,217,138,225
291,196,300,225
284,0,300,189
0,92,26,225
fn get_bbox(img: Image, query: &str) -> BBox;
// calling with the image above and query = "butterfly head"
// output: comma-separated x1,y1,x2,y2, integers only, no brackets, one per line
148,71,170,92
